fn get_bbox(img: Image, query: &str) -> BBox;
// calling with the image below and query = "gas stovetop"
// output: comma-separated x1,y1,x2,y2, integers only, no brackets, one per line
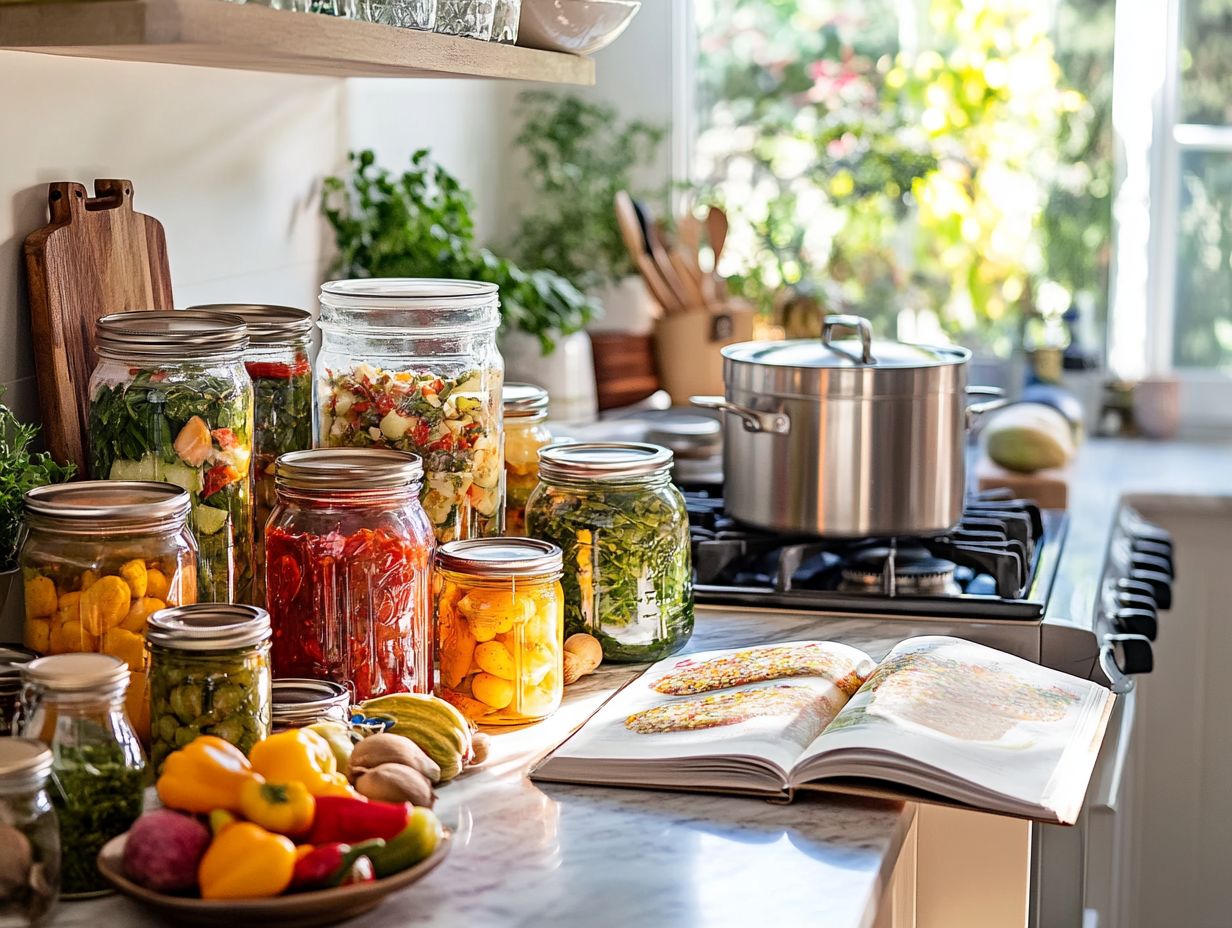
687,491,1066,621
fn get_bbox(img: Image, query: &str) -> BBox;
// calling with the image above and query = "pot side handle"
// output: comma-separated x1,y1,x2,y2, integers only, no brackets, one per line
690,395,791,435
965,385,1008,427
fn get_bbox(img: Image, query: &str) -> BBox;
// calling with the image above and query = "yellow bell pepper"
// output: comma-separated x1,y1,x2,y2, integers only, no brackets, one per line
239,780,315,837
156,735,263,814
197,822,298,900
248,729,356,798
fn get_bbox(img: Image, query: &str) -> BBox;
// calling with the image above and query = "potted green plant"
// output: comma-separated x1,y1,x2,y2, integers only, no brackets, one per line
0,388,74,609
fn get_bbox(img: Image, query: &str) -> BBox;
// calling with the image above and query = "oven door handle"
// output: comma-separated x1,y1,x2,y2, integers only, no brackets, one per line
1090,689,1134,813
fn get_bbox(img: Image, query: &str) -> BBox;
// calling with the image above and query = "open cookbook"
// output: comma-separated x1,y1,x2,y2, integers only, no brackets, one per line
532,636,1116,825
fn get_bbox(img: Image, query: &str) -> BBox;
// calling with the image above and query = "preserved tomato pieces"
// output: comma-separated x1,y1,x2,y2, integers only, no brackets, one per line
265,527,431,701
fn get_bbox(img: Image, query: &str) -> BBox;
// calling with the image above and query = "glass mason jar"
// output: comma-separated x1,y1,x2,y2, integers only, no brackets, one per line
0,646,38,737
490,0,519,42
525,442,694,663
21,653,146,899
0,739,60,927
317,279,505,544
88,311,256,604
193,305,315,607
435,538,563,725
146,604,273,772
358,0,436,28
503,384,553,537
20,481,199,743
265,449,434,700
434,0,494,38
271,679,352,732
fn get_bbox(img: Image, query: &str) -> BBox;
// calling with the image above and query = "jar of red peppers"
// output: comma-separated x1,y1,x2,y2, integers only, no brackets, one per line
193,304,315,606
264,448,434,700
316,279,504,545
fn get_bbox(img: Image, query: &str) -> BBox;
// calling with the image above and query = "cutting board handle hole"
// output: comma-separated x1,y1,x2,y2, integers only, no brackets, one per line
49,190,61,202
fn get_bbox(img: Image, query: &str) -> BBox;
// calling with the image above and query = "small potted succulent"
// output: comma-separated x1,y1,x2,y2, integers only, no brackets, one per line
0,389,74,609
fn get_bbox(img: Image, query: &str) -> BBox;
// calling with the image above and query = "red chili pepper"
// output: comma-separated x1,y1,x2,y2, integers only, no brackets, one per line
306,797,412,845
291,840,384,890
245,359,311,380
412,420,431,445
203,464,241,498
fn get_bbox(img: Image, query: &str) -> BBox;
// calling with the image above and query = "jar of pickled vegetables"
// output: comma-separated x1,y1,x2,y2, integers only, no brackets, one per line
435,538,563,725
146,604,273,771
192,304,315,606
264,449,434,700
316,279,504,544
0,739,60,925
525,442,694,663
271,679,351,731
88,311,255,604
20,481,199,741
502,383,553,537
21,653,145,898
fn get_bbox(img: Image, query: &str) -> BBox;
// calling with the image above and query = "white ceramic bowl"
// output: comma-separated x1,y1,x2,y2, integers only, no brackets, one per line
516,0,642,56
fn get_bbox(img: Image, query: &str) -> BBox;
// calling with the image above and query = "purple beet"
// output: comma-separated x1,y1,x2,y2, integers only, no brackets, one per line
122,809,211,894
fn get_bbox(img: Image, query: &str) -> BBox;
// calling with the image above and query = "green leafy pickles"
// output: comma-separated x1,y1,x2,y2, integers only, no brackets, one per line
526,476,693,662
148,642,271,772
88,367,254,604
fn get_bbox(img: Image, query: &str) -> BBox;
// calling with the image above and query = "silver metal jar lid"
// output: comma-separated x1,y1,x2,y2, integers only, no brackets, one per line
147,604,272,651
0,739,53,789
538,442,673,483
23,652,129,693
0,645,38,696
275,449,424,492
95,310,249,362
503,383,549,418
436,538,562,577
272,679,352,727
321,278,498,305
189,304,313,345
23,481,191,533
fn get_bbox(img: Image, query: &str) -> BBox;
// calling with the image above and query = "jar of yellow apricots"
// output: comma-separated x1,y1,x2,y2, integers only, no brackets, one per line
435,538,564,725
19,481,199,741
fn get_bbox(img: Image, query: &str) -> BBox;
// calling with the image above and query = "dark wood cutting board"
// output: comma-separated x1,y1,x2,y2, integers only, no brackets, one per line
24,179,174,473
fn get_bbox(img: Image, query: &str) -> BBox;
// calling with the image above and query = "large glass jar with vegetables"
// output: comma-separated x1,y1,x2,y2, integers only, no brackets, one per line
191,305,315,606
20,481,198,742
316,279,504,544
502,383,553,537
525,442,694,662
0,739,60,926
88,311,255,604
435,538,563,725
21,653,146,899
146,604,273,772
264,449,434,701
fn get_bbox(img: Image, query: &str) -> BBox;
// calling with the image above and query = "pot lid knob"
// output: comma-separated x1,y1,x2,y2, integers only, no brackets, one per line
821,314,875,365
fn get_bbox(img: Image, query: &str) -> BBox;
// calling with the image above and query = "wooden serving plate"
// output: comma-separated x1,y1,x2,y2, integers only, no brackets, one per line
96,828,451,927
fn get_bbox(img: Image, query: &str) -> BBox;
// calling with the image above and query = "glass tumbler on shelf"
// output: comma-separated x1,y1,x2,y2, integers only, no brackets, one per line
360,0,436,29
434,0,495,39
491,0,520,43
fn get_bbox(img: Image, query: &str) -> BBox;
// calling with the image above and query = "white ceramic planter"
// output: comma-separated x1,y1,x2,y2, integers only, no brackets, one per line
500,328,598,424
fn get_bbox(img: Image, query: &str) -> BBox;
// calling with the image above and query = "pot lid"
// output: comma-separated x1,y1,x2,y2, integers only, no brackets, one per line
436,538,562,577
147,604,272,651
724,338,965,369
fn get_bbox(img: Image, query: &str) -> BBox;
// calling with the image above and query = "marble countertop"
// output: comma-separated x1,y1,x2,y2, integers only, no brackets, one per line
52,613,915,928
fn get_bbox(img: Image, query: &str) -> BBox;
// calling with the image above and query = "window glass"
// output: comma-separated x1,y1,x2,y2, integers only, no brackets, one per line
1173,150,1232,369
1180,0,1232,125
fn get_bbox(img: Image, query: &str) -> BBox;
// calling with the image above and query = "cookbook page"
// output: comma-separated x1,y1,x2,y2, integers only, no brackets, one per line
793,637,1114,820
537,641,877,780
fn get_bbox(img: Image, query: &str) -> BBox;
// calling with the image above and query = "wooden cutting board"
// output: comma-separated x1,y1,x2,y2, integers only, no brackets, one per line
24,179,174,473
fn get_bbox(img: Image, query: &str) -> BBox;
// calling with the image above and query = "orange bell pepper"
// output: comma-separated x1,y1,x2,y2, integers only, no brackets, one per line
156,735,263,814
239,780,315,838
248,729,356,798
197,822,298,900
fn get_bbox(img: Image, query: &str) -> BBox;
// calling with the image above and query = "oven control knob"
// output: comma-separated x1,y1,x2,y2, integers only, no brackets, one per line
1115,607,1158,641
1130,568,1173,610
1117,590,1158,614
1130,551,1173,579
1132,538,1174,576
1108,633,1154,675
1131,521,1173,548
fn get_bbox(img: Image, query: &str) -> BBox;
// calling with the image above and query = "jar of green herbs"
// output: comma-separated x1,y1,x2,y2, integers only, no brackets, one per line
20,653,146,899
525,442,694,662
146,604,273,772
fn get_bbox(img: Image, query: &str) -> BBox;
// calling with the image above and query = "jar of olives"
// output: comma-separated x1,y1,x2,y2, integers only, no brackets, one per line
0,739,60,926
146,604,273,771
502,383,553,536
435,538,564,725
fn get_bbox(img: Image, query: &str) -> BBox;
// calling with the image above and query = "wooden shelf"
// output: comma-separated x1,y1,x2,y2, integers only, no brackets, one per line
0,0,595,83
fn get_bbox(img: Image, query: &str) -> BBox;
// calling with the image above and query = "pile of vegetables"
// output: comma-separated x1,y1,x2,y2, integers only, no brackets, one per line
124,730,444,899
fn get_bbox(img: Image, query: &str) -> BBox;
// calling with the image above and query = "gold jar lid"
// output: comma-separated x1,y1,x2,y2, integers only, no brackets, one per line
275,448,423,492
436,538,562,578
